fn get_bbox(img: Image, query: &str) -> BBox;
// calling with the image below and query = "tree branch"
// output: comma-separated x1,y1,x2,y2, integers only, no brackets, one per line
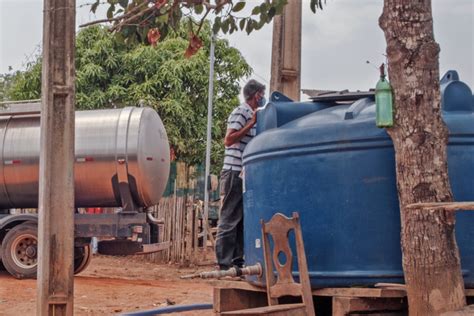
79,16,122,27
111,5,156,32
79,1,148,28
406,201,474,212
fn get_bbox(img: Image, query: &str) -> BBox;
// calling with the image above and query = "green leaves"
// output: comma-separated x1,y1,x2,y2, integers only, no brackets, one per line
213,17,221,34
245,19,254,34
118,0,128,9
91,0,100,13
106,4,116,19
3,61,41,101
310,0,325,13
85,0,323,53
239,19,245,31
232,2,246,13
194,4,204,15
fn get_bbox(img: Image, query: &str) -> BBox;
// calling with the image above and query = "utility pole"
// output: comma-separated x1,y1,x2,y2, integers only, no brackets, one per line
37,0,76,315
203,34,216,248
270,0,302,101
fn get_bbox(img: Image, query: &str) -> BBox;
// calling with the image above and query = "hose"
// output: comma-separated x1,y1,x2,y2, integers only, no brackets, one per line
120,303,213,315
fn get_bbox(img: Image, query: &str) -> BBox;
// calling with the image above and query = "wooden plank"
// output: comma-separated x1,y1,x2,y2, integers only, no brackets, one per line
220,304,306,315
213,287,267,313
374,283,406,291
193,205,199,263
441,305,474,316
173,182,178,261
164,198,170,261
212,280,267,292
179,196,184,261
332,297,351,316
169,180,177,262
177,196,182,262
332,296,406,315
333,297,408,316
180,196,186,262
313,287,406,298
197,201,215,248
214,282,407,298
185,197,193,263
213,283,472,315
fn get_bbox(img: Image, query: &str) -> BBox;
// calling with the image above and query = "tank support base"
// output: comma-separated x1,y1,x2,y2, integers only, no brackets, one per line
212,281,474,315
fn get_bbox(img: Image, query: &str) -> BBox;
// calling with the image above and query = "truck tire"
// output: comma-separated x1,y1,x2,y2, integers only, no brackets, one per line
1,222,92,279
1,223,38,279
74,244,92,275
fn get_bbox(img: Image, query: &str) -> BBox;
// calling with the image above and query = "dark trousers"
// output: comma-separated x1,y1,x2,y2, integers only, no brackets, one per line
215,169,244,269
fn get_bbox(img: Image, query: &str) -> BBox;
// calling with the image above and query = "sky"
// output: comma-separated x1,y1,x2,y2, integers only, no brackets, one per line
0,0,473,100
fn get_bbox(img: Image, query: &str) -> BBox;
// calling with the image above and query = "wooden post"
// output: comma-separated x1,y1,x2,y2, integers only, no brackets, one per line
37,0,76,315
270,0,302,101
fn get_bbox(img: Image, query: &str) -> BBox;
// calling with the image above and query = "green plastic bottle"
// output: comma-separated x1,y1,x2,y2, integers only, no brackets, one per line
375,64,394,128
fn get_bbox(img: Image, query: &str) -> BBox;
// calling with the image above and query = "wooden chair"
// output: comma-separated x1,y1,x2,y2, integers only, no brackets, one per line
222,212,315,315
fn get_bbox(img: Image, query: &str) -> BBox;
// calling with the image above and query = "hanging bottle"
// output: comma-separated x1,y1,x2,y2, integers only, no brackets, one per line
375,64,394,128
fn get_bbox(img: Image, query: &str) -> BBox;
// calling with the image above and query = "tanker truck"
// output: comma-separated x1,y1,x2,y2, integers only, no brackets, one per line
0,101,170,279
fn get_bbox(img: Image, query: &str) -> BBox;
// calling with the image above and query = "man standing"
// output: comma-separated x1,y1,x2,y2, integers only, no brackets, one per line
215,79,266,270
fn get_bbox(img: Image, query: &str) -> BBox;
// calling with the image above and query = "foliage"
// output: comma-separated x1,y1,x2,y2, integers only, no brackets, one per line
3,62,42,101
0,73,14,102
84,0,324,56
5,24,252,170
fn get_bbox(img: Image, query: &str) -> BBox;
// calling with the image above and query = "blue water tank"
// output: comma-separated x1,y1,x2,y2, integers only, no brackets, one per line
242,71,474,288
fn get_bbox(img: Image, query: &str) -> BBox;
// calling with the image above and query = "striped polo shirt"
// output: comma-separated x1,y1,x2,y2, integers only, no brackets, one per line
222,102,256,171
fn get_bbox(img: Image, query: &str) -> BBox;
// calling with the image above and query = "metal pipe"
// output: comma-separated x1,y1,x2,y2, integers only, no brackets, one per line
146,212,164,225
180,263,262,279
203,34,216,248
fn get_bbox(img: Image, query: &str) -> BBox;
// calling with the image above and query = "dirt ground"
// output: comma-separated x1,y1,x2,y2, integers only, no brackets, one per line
0,255,217,315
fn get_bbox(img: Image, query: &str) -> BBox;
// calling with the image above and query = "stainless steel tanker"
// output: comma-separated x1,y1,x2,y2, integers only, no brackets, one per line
0,103,170,208
0,102,170,279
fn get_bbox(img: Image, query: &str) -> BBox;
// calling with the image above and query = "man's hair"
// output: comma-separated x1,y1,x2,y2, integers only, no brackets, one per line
243,79,265,101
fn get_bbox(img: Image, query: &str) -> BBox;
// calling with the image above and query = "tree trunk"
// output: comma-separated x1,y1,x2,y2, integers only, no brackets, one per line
379,1,466,314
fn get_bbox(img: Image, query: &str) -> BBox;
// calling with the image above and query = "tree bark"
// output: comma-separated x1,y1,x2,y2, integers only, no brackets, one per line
379,1,466,314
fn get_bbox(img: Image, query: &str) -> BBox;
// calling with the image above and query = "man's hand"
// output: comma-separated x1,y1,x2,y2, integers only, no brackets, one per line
224,112,257,147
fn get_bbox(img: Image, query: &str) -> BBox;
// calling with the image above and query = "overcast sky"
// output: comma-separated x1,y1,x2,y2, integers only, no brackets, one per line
1,0,472,100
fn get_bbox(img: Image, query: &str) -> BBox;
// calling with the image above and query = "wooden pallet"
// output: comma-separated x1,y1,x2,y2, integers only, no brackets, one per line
213,281,474,315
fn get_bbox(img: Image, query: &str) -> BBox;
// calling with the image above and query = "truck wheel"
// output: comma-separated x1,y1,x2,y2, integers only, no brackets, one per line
74,244,92,275
1,223,38,279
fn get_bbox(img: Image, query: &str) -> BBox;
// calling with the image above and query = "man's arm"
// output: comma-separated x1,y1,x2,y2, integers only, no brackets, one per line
224,112,256,147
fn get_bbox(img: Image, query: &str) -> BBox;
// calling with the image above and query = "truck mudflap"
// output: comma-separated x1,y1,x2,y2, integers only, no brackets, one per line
97,240,170,255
